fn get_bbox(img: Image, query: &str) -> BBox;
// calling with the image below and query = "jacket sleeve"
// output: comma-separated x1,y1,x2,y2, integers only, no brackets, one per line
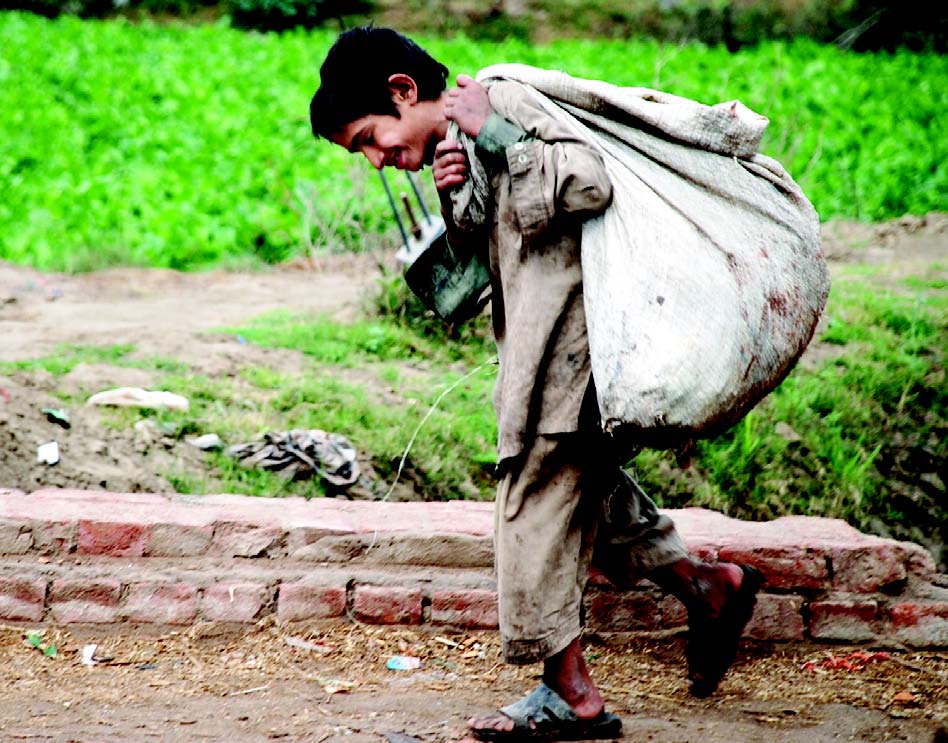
483,80,613,243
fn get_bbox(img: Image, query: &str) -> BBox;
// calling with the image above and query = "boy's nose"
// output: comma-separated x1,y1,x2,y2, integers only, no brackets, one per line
364,148,385,170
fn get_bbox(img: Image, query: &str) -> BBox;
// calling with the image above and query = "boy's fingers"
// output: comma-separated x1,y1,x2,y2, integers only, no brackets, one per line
436,174,464,190
437,163,467,177
434,152,466,167
456,74,474,86
435,150,467,164
435,139,463,154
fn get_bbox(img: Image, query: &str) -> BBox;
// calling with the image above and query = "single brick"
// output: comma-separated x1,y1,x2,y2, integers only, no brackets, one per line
430,590,498,629
894,543,937,580
352,585,422,625
0,520,32,555
277,583,347,623
145,523,214,557
743,593,804,641
124,583,198,625
809,599,879,642
202,583,271,623
832,545,906,593
0,577,47,621
885,601,948,648
77,520,150,557
31,519,77,555
211,523,283,558
285,526,356,556
718,546,828,590
307,533,495,569
49,579,121,623
585,590,661,633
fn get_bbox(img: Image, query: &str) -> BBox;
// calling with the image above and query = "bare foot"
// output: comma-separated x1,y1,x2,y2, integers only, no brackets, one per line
650,558,762,697
542,638,604,719
467,637,604,738
650,557,745,615
587,565,615,587
467,712,516,736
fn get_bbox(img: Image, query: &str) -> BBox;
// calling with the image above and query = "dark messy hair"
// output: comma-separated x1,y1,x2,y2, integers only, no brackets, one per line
310,27,449,141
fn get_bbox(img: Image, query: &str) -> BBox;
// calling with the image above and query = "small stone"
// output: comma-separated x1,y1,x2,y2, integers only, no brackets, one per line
892,691,917,706
774,422,801,442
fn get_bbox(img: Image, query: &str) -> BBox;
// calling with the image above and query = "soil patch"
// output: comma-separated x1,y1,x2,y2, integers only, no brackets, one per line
0,623,945,742
0,253,375,366
0,368,208,494
0,253,379,494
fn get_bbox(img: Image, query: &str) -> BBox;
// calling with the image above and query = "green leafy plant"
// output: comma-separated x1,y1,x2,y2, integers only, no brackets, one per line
26,630,58,658
1,16,945,272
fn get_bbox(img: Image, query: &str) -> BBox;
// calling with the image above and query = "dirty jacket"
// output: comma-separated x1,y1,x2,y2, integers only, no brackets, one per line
445,80,613,462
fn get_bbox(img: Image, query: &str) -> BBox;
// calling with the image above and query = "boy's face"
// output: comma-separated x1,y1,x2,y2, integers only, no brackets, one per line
331,74,446,172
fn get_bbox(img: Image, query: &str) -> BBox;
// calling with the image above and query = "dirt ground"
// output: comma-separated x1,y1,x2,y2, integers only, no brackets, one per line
1,621,946,743
0,216,946,741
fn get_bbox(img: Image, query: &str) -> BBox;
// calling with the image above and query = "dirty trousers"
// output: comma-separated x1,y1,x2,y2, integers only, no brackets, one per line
495,433,689,665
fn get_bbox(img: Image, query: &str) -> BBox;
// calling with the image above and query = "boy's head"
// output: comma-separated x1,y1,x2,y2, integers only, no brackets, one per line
310,27,451,171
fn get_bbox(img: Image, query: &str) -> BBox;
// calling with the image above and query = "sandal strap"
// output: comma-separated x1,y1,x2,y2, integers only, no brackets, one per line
499,683,579,729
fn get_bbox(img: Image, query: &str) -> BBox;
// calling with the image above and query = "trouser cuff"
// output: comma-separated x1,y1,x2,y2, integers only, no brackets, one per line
501,623,581,666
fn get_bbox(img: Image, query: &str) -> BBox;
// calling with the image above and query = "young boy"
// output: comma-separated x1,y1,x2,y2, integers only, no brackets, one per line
310,26,761,741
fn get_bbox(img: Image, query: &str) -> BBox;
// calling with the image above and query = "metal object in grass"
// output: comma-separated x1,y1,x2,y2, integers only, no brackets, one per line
377,169,445,268
378,170,489,325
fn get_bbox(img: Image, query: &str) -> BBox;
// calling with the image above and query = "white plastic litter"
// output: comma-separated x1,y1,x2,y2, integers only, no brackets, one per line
87,387,189,412
81,644,98,667
36,441,60,465
186,433,224,451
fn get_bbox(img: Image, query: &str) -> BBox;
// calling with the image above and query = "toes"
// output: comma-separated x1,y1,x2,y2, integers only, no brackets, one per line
468,715,515,733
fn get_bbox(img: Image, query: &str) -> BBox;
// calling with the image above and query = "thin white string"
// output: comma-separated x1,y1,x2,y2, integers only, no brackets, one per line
365,356,497,553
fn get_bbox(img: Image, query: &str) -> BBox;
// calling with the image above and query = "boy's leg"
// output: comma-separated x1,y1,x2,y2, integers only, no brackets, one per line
592,469,761,697
594,468,690,574
470,433,605,736
494,433,598,666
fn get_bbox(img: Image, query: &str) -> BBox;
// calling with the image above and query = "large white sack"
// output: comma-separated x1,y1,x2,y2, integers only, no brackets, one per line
477,65,830,448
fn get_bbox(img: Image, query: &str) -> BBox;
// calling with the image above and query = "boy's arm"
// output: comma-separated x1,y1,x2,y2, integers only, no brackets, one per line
482,79,613,243
474,113,530,164
432,138,488,253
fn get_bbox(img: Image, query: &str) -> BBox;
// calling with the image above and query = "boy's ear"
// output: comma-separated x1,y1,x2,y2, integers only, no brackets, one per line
387,73,419,105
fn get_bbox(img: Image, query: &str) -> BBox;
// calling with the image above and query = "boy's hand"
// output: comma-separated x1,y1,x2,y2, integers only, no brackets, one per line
444,75,491,139
432,139,468,192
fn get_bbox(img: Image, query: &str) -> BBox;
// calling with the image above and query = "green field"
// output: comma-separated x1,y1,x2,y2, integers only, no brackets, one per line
1,12,946,271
